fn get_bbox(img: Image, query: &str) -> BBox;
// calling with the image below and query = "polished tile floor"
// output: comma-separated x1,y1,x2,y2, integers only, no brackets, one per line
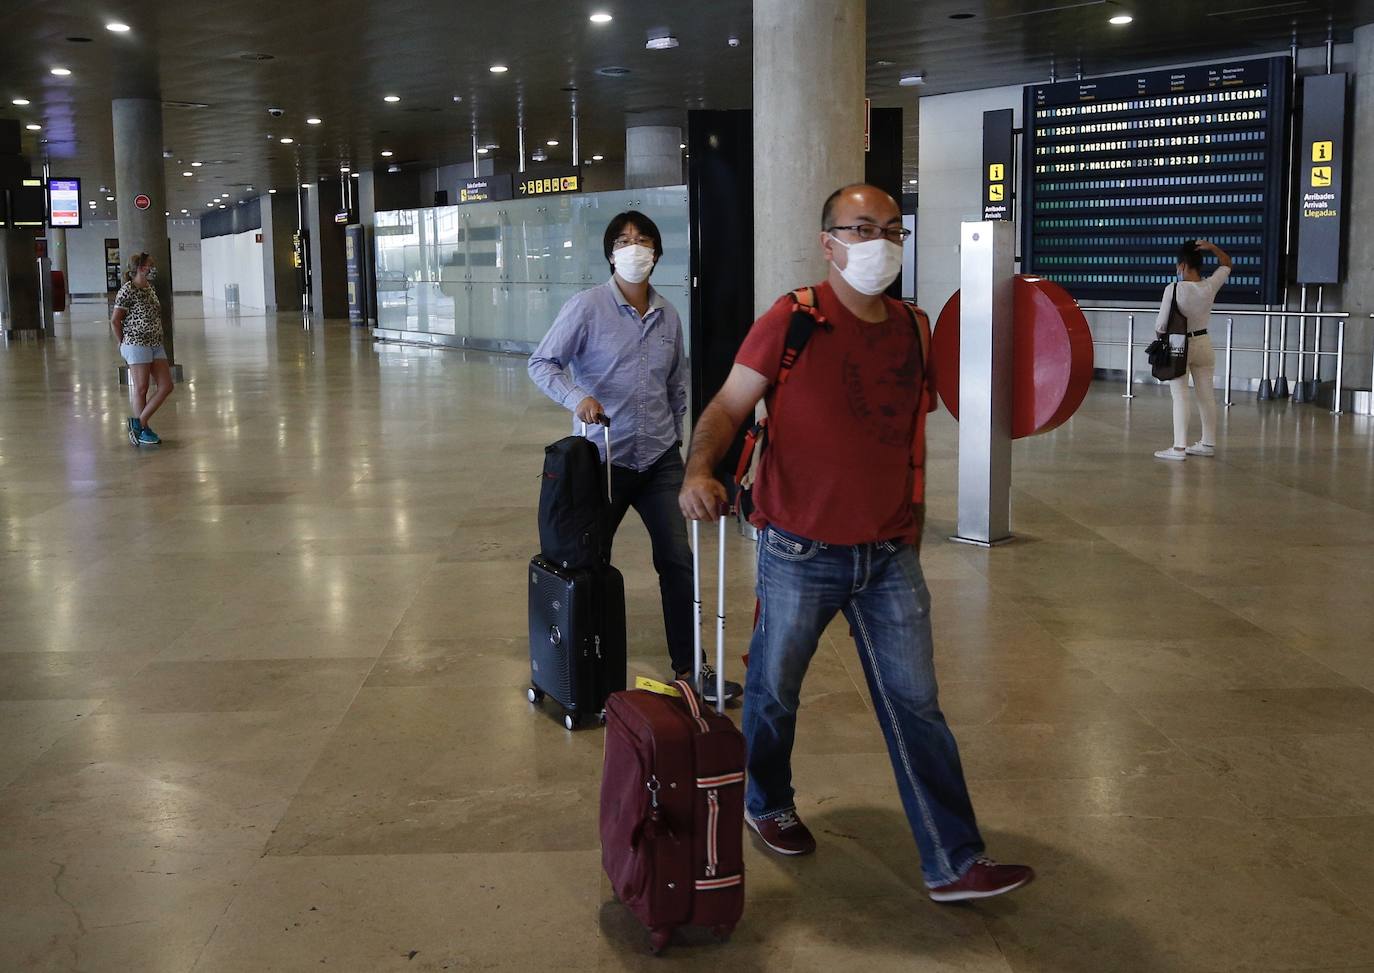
2,300,1373,972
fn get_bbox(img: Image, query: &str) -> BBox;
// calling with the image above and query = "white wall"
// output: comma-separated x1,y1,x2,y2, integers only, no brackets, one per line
916,84,1021,316
201,228,267,310
63,218,202,296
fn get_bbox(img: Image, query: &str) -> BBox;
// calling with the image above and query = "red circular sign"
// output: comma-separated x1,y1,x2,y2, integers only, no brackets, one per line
134,194,151,210
932,275,1095,439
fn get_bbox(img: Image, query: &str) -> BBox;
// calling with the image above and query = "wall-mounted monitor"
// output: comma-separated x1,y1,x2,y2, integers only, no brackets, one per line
48,178,82,228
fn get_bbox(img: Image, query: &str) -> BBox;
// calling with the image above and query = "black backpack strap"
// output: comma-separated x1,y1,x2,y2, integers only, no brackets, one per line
777,286,827,387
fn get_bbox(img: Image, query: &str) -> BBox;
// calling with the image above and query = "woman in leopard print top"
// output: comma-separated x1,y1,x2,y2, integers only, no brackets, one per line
111,252,175,446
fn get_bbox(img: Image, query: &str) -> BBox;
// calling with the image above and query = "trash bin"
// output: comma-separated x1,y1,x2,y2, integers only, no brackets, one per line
225,283,240,309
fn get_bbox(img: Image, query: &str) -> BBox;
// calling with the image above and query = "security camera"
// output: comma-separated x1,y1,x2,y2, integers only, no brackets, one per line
267,107,285,117
727,36,740,48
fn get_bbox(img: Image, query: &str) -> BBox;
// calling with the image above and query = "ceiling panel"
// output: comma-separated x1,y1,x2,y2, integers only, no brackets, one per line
0,0,1370,220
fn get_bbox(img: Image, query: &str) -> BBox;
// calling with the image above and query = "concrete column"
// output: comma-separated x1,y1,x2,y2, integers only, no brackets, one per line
752,0,865,313
257,193,300,312
50,228,69,313
1336,24,1374,391
625,124,683,189
305,179,349,319
112,98,175,362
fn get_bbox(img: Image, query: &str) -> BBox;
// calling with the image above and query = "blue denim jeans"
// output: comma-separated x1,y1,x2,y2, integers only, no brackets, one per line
743,525,985,887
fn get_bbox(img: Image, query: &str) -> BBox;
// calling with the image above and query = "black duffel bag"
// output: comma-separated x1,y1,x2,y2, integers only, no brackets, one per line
538,423,611,570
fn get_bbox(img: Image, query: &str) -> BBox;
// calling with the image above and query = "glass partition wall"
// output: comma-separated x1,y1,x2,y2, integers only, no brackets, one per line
374,187,690,355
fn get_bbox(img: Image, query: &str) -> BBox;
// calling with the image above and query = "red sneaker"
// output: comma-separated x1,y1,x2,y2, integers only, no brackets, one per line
928,857,1034,902
745,810,816,856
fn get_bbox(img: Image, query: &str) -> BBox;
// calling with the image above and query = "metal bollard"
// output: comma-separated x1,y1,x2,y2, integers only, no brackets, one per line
1224,317,1234,408
1122,313,1135,399
1258,309,1273,400
1294,288,1310,403
1274,311,1290,399
1333,319,1345,415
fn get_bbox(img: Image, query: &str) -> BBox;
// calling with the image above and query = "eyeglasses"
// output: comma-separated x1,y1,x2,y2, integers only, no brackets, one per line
827,223,912,244
613,234,655,250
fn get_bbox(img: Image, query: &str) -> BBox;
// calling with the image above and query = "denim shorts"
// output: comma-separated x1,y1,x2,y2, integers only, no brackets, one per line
120,343,167,365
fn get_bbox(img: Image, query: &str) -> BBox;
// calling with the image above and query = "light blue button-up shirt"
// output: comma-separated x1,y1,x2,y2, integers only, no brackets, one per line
528,277,688,472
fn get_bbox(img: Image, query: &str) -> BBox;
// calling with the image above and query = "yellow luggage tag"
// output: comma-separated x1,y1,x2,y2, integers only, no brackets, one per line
633,676,683,698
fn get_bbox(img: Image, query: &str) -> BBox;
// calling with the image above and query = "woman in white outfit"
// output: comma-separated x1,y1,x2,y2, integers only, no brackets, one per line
1154,239,1232,461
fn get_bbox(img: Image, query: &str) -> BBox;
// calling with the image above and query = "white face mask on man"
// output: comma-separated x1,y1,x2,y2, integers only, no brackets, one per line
612,244,656,284
829,236,903,296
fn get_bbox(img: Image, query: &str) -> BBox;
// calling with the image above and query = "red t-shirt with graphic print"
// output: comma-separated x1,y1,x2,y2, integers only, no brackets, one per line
735,282,934,546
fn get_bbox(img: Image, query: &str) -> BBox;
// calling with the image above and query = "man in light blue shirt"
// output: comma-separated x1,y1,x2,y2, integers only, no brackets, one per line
528,211,740,703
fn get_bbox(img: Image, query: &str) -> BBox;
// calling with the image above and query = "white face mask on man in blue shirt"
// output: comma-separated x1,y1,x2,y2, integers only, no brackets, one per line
612,244,656,284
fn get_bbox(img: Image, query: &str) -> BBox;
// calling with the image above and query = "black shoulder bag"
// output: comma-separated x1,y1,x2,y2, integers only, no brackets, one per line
1146,283,1190,382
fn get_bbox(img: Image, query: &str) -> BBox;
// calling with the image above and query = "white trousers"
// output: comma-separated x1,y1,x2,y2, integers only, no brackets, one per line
1168,334,1217,448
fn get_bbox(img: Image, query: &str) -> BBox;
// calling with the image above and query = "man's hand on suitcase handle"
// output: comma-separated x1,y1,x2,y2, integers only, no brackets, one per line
679,474,729,521
575,396,609,426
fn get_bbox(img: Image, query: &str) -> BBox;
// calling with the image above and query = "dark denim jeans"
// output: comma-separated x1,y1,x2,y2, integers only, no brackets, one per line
743,524,985,887
605,447,694,674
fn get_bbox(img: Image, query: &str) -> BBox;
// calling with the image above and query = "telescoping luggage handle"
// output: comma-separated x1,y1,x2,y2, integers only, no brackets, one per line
580,420,613,502
690,516,729,715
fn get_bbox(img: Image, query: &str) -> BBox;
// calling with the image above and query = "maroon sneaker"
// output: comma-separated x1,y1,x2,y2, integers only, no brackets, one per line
746,809,817,856
929,857,1035,902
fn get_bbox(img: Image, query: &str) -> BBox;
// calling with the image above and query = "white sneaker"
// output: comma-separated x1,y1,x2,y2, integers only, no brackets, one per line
1154,447,1187,462
1185,442,1215,457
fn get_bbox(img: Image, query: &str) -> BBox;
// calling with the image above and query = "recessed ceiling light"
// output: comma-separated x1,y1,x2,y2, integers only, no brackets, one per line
12,98,29,106
25,123,41,131
268,189,277,194
245,186,253,192
1109,13,1133,24
280,137,294,144
181,208,188,213
546,139,559,146
50,67,72,76
477,147,489,154
380,150,393,157
191,161,202,167
383,94,401,102
489,64,508,73
387,165,400,173
164,210,169,216
220,193,229,198
351,172,360,178
301,182,312,189
306,117,322,125
908,179,919,185
645,35,679,51
339,166,351,173
105,195,114,201
679,142,686,149
218,204,226,209
182,171,192,176
899,73,926,86
88,201,96,208
592,154,603,161
105,22,131,32
589,12,612,23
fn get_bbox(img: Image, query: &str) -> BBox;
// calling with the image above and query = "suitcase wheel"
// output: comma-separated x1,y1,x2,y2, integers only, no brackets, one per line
563,712,579,731
526,687,545,704
648,928,673,955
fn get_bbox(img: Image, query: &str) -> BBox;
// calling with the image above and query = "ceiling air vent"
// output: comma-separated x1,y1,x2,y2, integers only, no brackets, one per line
163,100,211,110
595,66,632,78
237,52,276,61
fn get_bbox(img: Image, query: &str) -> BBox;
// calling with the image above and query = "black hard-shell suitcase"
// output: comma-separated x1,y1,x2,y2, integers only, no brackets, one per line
528,421,625,730
527,557,627,730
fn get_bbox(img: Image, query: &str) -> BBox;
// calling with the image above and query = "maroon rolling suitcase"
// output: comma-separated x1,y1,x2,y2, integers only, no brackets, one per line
600,517,745,955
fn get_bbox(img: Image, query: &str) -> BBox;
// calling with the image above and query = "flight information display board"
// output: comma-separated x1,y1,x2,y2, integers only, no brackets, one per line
1021,57,1290,304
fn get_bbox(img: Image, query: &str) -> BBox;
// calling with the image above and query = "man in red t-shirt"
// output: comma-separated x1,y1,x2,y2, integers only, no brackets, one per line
679,184,1033,903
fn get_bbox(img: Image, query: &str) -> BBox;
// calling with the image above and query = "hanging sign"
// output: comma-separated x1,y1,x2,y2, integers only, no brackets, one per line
459,174,513,204
134,194,151,210
982,109,1014,222
515,168,581,197
1295,72,1348,284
